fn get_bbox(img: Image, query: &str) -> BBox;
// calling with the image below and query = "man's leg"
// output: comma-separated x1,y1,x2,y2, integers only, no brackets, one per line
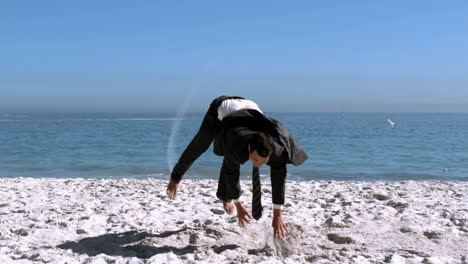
216,158,242,214
170,97,224,183
167,96,245,200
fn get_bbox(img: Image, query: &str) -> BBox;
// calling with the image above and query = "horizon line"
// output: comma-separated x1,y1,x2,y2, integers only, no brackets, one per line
2,111,468,115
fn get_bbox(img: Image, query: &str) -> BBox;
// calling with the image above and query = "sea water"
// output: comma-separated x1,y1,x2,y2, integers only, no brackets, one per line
1,112,466,181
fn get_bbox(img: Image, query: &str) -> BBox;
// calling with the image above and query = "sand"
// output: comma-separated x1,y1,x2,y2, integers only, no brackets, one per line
0,177,467,264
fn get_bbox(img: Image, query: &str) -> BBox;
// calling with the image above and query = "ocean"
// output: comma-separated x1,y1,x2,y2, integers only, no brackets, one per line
1,112,467,182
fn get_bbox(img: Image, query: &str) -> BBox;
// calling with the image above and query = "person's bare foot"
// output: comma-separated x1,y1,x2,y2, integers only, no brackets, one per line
166,180,179,200
223,201,235,215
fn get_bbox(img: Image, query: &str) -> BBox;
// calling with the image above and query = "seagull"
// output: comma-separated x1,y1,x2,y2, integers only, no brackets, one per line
387,119,396,128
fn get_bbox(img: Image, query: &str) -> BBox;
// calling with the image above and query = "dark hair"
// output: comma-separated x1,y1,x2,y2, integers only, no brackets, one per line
249,132,274,158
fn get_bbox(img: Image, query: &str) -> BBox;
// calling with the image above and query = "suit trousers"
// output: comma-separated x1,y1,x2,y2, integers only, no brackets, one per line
170,96,244,201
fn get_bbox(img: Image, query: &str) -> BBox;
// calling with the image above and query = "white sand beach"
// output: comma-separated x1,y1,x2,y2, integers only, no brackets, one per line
0,178,467,264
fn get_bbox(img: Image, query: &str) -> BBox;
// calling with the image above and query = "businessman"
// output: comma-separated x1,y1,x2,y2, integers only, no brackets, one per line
167,96,308,239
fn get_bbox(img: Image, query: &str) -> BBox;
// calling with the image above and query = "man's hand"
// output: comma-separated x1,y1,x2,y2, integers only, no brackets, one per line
234,202,252,227
272,208,288,239
223,201,235,215
166,180,179,200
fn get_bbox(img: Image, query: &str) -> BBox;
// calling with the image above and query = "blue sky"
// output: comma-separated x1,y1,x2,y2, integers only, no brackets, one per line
1,1,467,113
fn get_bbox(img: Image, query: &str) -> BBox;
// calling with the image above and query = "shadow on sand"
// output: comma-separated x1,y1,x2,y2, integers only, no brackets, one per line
57,229,197,259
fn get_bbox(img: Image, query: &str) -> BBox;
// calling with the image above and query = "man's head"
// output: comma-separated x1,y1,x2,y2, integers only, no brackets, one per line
248,132,273,168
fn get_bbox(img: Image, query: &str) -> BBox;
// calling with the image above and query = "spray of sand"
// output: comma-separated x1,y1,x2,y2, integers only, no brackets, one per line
167,87,196,173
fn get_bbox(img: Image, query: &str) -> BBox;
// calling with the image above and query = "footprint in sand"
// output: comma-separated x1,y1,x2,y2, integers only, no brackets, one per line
327,233,354,244
210,208,225,215
423,231,442,240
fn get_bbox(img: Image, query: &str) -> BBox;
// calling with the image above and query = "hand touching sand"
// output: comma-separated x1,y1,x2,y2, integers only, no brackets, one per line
166,180,179,200
234,202,253,227
272,209,288,239
222,201,235,215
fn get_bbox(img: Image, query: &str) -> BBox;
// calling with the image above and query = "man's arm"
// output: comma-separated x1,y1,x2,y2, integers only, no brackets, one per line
271,164,286,205
270,164,288,239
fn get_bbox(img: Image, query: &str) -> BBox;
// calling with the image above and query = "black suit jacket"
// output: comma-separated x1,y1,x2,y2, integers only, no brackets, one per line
213,109,308,204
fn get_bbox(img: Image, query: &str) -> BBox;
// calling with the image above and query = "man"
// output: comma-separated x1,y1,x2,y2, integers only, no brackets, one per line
166,96,308,239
